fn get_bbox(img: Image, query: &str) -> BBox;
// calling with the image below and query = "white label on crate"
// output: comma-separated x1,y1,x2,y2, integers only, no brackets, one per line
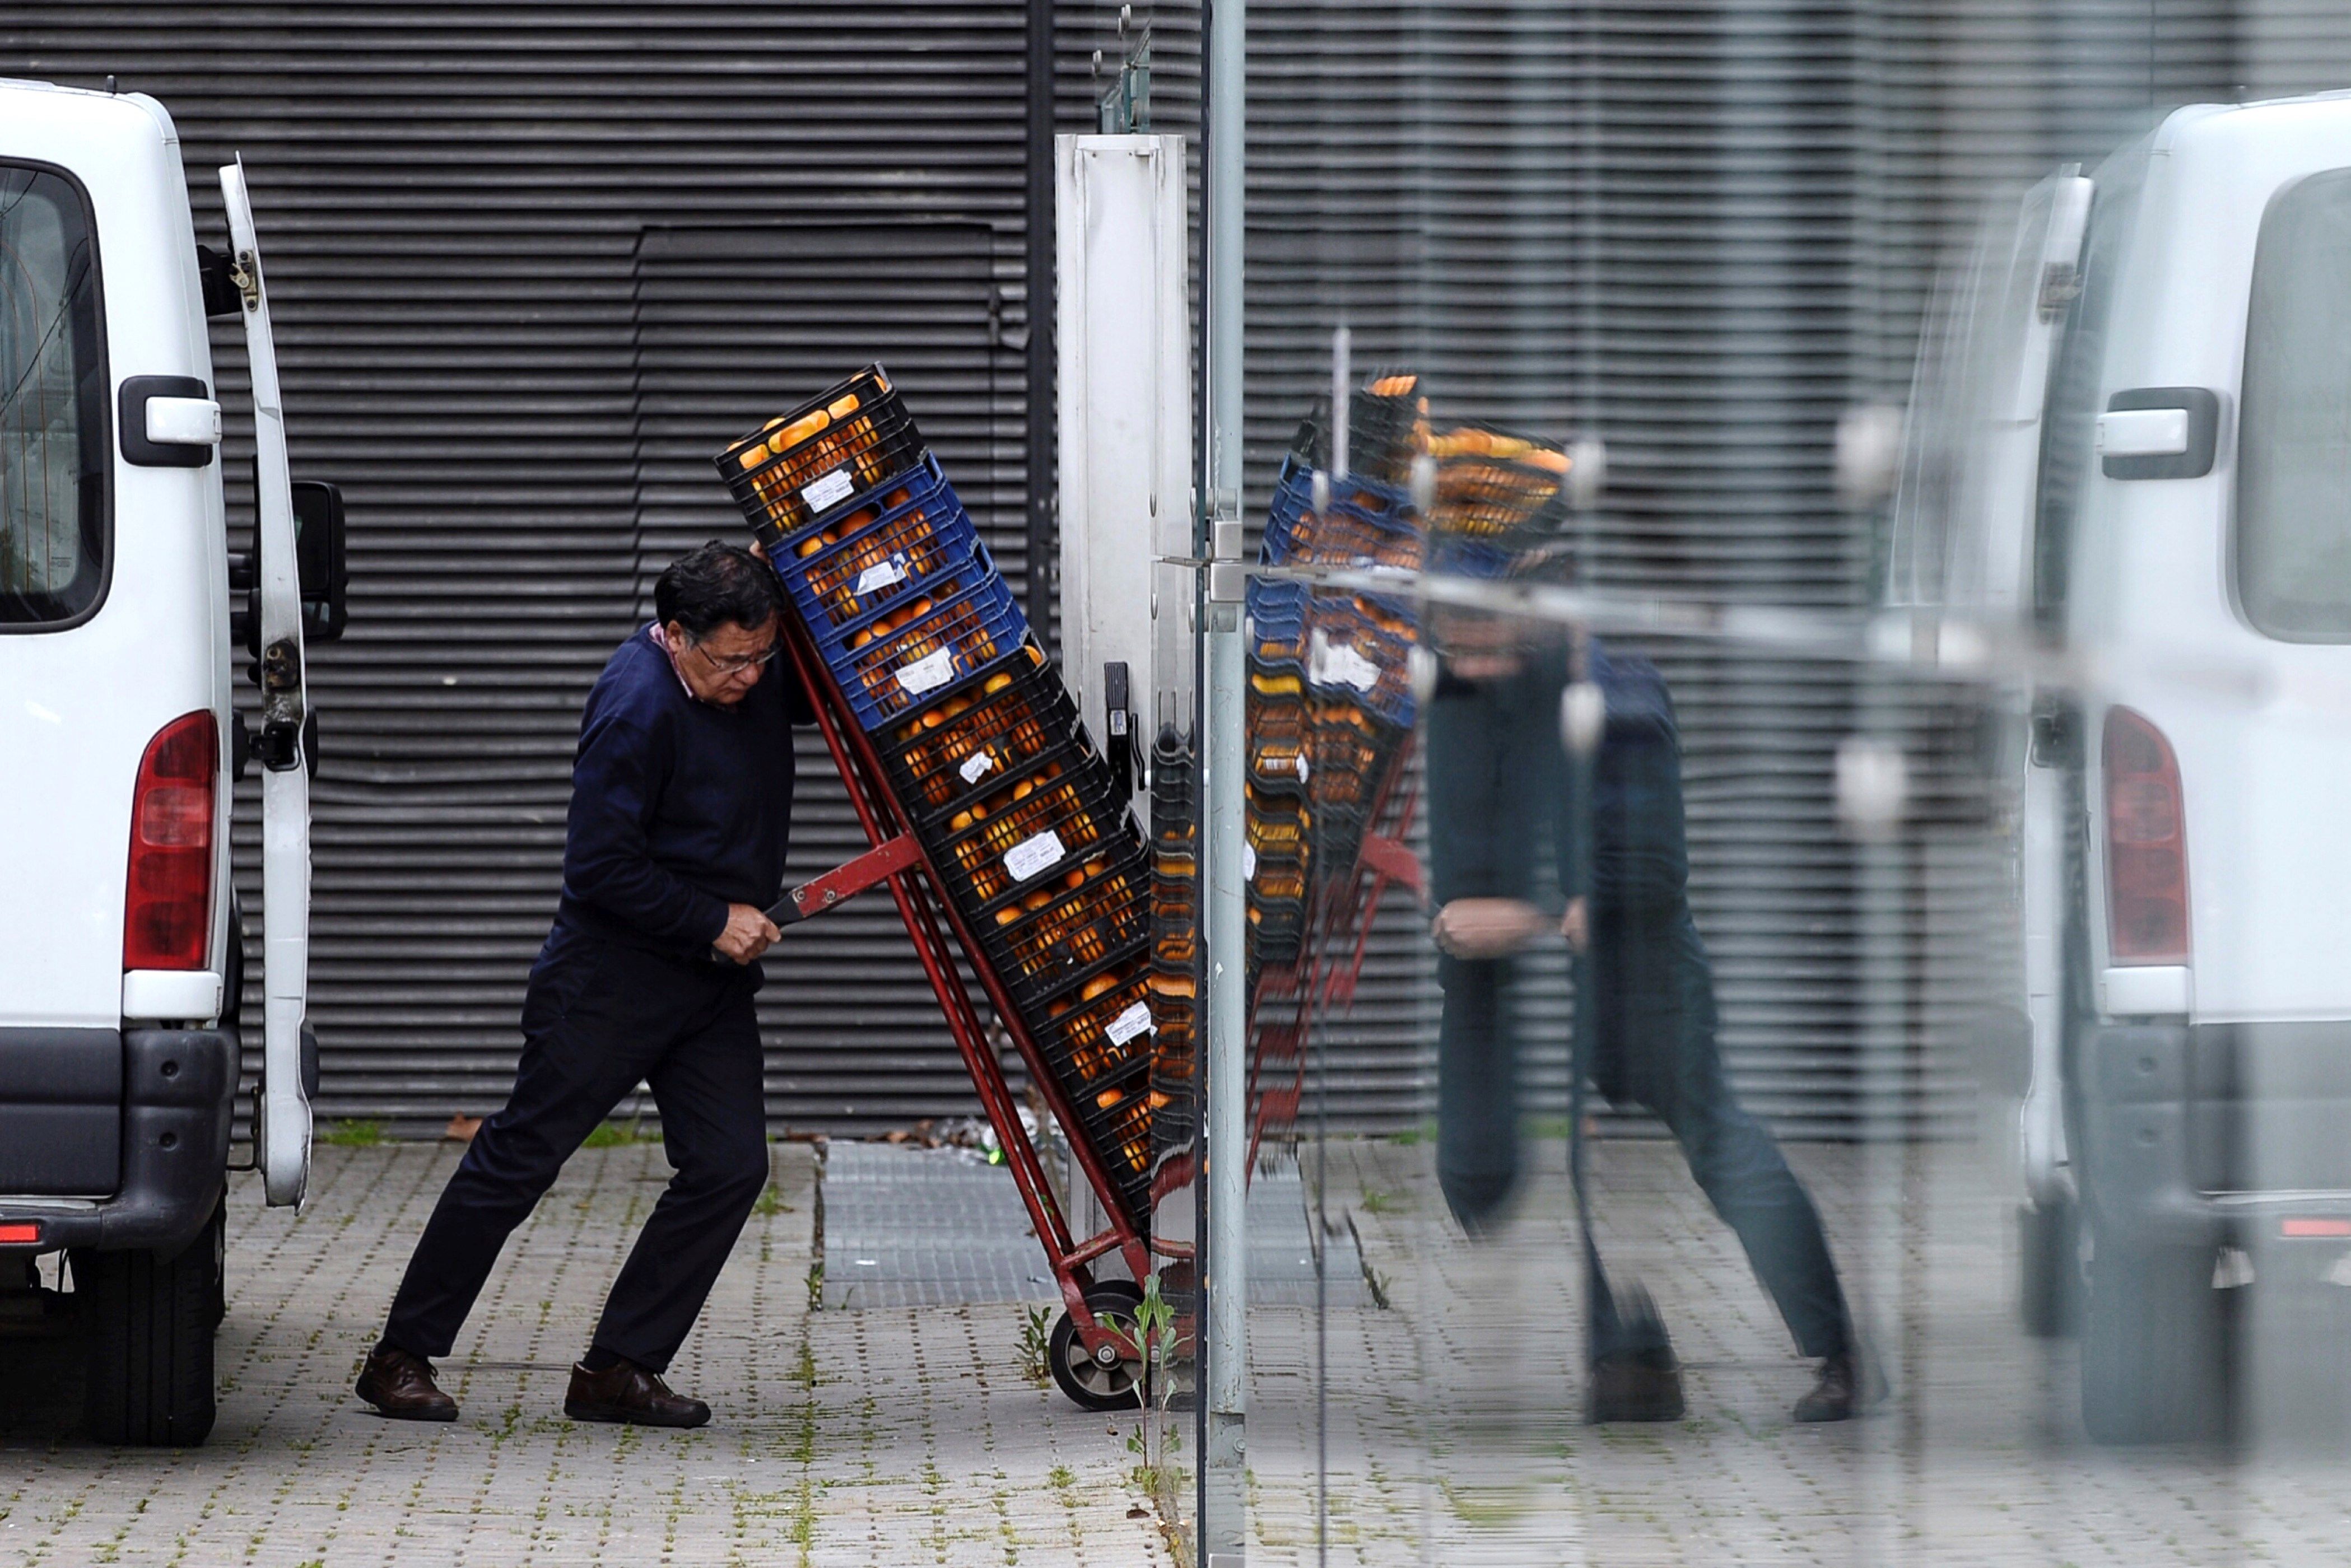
1309,629,1381,693
1004,829,1067,883
1106,1001,1155,1046
1242,841,1258,881
896,647,956,696
957,749,998,785
855,553,910,596
1296,753,1311,783
800,466,856,514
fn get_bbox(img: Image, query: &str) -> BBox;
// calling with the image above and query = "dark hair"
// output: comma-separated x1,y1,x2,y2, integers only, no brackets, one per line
655,541,781,640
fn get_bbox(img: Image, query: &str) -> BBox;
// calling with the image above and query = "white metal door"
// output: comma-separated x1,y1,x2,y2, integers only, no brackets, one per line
221,158,311,1208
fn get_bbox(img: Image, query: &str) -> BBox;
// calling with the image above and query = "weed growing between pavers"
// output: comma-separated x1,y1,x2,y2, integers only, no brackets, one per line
1016,1304,1053,1387
321,1119,384,1147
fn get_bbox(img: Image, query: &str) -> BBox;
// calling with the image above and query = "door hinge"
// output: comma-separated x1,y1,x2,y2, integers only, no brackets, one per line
231,250,262,311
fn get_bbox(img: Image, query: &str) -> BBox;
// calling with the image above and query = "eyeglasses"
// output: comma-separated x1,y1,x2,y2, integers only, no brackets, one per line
690,640,779,678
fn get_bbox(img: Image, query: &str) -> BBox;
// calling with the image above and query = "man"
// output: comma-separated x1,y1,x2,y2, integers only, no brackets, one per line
357,541,812,1429
1424,622,1874,1425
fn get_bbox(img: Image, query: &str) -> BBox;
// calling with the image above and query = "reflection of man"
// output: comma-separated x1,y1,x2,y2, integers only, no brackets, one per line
1425,623,1873,1423
358,542,812,1429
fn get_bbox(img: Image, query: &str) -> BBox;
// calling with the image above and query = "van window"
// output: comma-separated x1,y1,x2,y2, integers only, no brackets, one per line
2240,167,2351,642
0,165,106,628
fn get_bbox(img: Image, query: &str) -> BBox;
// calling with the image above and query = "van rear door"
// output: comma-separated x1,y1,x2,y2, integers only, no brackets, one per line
220,158,311,1207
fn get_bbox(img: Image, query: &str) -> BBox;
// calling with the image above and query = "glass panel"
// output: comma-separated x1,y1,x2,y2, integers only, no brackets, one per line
2240,166,2351,642
0,164,105,626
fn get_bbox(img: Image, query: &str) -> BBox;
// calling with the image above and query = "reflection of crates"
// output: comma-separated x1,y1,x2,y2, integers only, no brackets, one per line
1309,702,1408,819
772,456,979,637
718,365,926,547
1304,594,1418,729
929,744,1125,912
1031,960,1156,1096
1287,378,1429,484
1263,457,1422,571
1247,578,1307,668
978,850,1151,1011
814,567,1028,732
1092,1091,1155,1222
1429,424,1571,539
881,641,1077,820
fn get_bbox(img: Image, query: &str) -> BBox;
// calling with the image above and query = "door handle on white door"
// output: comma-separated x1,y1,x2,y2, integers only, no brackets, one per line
145,395,222,447
118,374,218,467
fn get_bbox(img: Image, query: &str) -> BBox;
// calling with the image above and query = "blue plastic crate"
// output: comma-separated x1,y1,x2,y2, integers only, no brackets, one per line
1302,593,1419,730
813,560,1032,732
771,456,981,638
1261,455,1421,572
1246,577,1307,669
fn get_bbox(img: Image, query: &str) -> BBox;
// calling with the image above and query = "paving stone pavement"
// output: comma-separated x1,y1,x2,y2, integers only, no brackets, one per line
1249,1133,2351,1565
0,1142,1172,1567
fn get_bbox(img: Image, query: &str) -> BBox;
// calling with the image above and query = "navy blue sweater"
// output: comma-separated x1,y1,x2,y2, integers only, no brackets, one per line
555,626,813,958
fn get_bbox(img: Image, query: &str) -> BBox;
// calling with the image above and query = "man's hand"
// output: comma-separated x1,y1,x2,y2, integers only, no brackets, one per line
1561,896,1588,953
713,902,781,965
1430,897,1546,960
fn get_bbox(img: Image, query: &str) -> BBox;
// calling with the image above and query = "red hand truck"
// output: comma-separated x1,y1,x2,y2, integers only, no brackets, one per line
762,592,1158,1411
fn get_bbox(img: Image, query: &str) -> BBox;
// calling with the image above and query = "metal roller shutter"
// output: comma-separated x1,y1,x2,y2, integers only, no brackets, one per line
10,3,1037,1134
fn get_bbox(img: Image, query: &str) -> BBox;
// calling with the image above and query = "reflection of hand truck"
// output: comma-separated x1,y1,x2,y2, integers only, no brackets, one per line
761,591,1159,1411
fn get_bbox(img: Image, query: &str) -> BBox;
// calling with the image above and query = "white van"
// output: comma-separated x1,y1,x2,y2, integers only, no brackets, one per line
1894,92,2351,1443
0,79,334,1444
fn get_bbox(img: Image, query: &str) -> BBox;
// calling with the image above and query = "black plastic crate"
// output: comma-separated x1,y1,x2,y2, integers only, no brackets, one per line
717,366,926,547
975,848,1151,1012
879,642,1085,823
924,742,1130,914
1031,963,1156,1099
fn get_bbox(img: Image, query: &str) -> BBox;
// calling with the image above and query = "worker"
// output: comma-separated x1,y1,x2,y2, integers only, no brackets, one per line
1423,614,1875,1425
357,541,812,1429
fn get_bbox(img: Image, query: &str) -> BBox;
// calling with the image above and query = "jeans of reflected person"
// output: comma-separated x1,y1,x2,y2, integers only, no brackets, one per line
1426,645,1853,1361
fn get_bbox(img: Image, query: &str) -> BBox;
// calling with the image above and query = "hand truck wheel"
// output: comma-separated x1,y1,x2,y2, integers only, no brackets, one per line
1049,1279,1146,1412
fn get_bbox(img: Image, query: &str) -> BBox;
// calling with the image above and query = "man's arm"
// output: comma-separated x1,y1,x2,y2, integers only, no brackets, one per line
563,710,733,949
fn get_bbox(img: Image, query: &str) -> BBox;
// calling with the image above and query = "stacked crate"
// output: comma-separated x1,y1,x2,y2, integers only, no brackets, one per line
718,366,1156,1224
1242,387,1426,972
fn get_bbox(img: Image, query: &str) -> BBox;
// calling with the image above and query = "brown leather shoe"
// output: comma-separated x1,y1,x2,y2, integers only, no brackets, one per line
564,1357,711,1429
356,1345,458,1422
1793,1348,1885,1423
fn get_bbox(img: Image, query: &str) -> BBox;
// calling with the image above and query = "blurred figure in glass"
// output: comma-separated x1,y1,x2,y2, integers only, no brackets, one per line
1424,609,1874,1423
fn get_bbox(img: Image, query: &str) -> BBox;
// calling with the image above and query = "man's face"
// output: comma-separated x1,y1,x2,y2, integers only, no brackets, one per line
668,613,778,708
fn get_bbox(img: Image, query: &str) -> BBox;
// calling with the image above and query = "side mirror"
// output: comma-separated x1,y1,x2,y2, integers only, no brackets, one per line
290,479,349,642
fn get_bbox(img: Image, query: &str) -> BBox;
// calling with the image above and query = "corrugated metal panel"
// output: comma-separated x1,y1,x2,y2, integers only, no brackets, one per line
9,3,1036,1134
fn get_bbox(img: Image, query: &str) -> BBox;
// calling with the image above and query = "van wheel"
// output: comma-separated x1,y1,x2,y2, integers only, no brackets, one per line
74,1194,224,1446
2018,1200,2079,1338
2079,1235,2226,1444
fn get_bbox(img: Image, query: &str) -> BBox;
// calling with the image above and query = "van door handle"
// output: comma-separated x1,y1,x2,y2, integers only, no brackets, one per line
119,374,218,467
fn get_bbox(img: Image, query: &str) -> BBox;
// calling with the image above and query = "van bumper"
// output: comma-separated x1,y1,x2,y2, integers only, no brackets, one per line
0,1028,238,1257
2077,1019,2351,1246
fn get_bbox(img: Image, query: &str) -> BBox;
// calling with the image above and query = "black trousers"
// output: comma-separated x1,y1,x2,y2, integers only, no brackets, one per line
381,925,770,1374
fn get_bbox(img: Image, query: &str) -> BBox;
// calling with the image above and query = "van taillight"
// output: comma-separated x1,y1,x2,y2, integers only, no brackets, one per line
124,711,218,971
2104,706,2189,965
